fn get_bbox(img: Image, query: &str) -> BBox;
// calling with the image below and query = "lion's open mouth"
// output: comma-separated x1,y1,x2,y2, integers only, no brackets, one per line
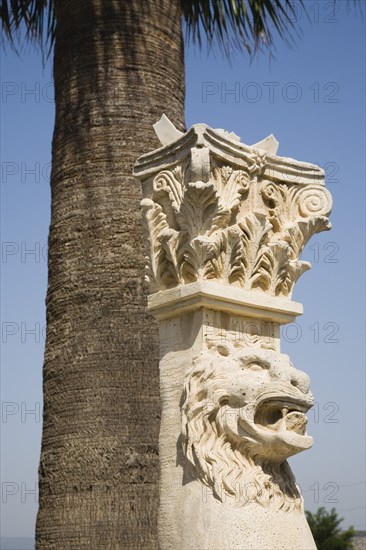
254,400,309,436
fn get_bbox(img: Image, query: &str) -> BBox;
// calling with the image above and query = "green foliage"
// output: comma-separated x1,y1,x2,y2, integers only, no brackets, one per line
306,507,355,550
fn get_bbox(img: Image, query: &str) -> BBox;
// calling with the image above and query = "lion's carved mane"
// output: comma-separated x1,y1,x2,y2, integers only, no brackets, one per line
181,347,303,512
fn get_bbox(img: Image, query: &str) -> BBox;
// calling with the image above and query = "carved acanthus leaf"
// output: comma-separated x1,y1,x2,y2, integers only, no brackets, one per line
284,260,311,295
203,231,228,280
158,229,180,288
211,166,250,232
251,242,291,295
229,212,272,288
176,181,219,281
286,217,331,259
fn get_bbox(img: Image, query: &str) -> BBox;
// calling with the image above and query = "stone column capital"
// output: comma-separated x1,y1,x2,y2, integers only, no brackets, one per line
134,122,332,316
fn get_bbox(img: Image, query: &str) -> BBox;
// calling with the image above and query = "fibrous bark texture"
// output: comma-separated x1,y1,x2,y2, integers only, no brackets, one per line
36,1,185,548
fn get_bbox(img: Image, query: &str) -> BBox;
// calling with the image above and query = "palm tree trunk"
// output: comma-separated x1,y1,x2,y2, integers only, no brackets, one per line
36,1,185,548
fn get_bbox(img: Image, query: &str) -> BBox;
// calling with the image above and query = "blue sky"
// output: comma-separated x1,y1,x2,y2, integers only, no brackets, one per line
1,2,365,539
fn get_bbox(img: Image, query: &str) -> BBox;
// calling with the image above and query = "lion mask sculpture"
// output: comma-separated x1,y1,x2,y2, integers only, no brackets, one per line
181,343,314,512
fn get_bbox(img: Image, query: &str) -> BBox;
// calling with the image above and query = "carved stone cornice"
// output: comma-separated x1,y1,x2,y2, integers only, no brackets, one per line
134,124,332,310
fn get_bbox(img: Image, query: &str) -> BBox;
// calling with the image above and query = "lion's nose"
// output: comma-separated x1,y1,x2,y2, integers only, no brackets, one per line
289,368,311,394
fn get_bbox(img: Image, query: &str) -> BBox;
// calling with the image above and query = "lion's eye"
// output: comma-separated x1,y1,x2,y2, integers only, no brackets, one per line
244,362,268,371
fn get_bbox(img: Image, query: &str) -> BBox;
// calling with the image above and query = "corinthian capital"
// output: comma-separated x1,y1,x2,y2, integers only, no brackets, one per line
134,122,332,302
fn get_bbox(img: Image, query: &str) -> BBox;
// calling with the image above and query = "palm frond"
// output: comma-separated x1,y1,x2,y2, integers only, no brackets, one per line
181,0,361,57
181,0,303,56
1,0,55,57
0,0,363,59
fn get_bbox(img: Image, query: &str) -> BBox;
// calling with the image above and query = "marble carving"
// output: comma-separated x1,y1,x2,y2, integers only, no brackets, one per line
182,343,313,510
134,117,332,549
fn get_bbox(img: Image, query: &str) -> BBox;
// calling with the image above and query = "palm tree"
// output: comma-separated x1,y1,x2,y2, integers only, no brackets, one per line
1,1,358,548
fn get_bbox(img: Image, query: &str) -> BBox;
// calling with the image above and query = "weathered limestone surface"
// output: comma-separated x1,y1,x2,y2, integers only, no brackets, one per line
134,119,332,549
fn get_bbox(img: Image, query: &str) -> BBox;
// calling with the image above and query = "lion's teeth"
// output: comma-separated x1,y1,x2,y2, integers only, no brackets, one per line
285,411,307,435
258,404,308,435
279,417,287,432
